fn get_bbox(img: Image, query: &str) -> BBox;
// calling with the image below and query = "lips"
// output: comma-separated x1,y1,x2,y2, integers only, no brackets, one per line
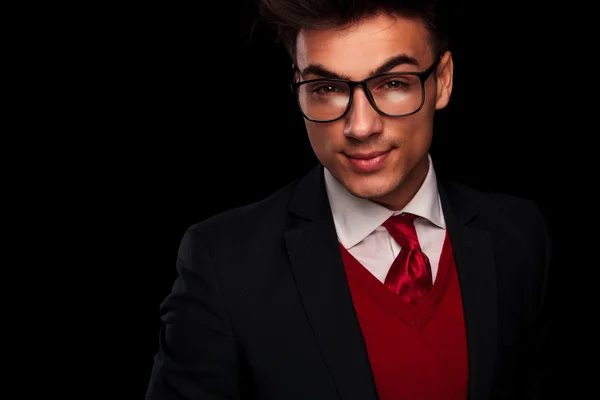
345,150,389,159
345,149,391,172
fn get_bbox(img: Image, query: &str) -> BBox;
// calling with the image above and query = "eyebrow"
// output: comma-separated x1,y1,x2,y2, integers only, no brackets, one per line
300,54,420,80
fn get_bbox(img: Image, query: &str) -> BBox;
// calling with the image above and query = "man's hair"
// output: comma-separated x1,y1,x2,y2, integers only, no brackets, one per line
257,0,450,63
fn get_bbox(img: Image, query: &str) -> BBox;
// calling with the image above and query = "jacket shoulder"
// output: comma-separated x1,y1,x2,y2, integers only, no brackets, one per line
183,176,302,243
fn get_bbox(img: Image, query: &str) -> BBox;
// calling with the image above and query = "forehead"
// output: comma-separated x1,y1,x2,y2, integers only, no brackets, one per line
296,13,431,79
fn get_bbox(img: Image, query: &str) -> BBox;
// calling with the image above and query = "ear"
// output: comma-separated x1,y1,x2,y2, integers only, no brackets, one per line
435,51,454,110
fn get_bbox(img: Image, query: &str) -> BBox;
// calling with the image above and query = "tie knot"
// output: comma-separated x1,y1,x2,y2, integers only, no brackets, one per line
382,213,421,250
386,213,417,224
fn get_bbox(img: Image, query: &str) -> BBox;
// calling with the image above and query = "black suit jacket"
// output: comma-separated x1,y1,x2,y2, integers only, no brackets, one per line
146,163,552,400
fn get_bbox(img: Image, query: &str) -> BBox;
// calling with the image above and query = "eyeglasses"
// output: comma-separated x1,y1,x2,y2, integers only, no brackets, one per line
290,57,441,123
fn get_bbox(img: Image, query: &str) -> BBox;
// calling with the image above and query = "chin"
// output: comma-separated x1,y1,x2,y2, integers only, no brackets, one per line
342,172,402,200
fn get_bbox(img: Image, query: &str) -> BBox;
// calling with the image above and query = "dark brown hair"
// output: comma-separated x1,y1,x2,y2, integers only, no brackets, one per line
257,0,450,63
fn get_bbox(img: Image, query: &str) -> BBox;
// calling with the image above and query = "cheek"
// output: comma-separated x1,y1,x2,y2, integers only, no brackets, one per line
404,86,437,131
424,80,439,109
305,123,342,155
384,112,434,151
389,111,429,135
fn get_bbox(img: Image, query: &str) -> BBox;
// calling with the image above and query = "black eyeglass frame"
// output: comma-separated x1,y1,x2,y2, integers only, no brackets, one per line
290,56,441,123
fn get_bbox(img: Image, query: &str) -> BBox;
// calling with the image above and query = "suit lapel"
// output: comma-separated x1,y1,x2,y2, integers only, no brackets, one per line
285,165,379,400
438,179,498,400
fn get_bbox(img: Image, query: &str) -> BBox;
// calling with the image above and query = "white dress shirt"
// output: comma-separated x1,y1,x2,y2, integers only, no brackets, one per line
324,154,447,283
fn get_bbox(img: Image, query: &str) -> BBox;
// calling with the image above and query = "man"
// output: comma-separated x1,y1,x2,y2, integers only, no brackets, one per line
146,0,552,399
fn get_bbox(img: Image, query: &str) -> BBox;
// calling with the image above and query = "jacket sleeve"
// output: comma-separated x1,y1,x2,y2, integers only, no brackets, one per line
146,227,241,400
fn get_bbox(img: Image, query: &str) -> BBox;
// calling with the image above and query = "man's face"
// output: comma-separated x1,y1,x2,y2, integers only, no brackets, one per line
295,13,453,209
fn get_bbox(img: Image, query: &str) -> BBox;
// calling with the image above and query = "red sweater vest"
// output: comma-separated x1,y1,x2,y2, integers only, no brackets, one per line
339,232,468,400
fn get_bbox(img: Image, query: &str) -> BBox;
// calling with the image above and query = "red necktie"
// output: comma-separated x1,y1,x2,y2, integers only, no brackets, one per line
382,213,433,304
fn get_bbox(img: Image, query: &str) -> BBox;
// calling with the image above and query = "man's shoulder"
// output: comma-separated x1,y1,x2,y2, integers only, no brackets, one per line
441,178,549,237
443,179,540,212
187,175,303,238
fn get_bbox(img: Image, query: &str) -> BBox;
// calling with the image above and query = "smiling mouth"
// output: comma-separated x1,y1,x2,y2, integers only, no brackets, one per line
345,149,391,172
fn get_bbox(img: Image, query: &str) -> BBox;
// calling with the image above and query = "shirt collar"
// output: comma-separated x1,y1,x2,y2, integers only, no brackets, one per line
324,153,446,249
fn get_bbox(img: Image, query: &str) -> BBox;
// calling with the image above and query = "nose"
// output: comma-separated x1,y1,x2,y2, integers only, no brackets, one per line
344,86,383,141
